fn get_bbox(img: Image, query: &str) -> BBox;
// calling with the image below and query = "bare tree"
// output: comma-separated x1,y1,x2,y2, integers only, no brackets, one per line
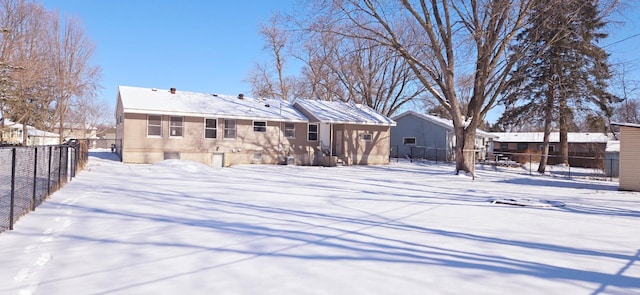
1,0,54,145
49,12,101,143
307,0,534,175
611,63,640,125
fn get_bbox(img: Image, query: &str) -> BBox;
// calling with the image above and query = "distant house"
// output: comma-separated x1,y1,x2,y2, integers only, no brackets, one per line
1,119,60,146
53,122,98,142
612,123,640,191
390,111,495,161
490,132,613,168
115,86,395,167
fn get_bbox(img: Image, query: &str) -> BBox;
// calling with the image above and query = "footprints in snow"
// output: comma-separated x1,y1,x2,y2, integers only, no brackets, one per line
14,188,100,294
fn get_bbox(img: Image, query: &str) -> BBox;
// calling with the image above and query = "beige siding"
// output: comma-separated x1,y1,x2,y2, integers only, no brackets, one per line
619,126,640,191
120,112,318,166
338,125,391,165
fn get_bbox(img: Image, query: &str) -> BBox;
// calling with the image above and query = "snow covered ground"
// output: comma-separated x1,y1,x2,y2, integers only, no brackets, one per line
0,150,639,295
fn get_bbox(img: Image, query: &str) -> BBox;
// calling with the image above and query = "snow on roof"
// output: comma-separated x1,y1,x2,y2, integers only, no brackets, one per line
490,132,613,143
606,140,619,152
293,99,396,126
3,119,60,137
118,86,308,123
612,122,640,128
392,110,495,138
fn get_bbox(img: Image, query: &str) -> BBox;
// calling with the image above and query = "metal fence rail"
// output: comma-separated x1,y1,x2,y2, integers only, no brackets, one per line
0,141,88,233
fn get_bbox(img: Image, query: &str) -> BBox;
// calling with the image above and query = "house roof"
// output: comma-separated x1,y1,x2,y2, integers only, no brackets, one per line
392,110,495,138
612,122,640,128
293,99,396,126
606,140,620,152
490,132,613,143
3,119,60,138
118,86,309,123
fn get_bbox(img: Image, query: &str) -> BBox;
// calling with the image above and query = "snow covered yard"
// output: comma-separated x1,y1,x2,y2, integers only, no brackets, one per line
0,151,639,295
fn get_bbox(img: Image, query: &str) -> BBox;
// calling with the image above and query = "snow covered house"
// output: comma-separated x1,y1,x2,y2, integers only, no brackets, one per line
390,111,495,161
612,122,640,191
1,119,60,146
293,99,396,166
115,86,395,167
490,132,613,168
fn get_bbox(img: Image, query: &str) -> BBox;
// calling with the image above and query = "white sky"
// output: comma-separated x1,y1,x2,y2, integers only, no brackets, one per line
0,151,639,294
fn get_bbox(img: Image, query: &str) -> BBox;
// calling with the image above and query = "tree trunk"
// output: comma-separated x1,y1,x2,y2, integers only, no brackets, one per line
559,96,569,165
538,85,555,173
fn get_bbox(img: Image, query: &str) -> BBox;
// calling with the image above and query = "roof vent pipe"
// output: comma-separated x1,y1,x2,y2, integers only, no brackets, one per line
170,87,176,94
238,93,244,99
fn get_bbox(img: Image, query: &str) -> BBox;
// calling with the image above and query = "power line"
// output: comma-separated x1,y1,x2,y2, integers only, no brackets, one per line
605,33,640,48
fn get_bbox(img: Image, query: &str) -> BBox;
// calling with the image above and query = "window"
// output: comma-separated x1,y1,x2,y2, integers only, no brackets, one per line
500,143,508,150
539,144,556,152
517,143,528,151
147,115,162,137
284,123,295,138
403,137,416,145
224,119,236,139
253,121,267,132
307,124,318,141
362,133,372,141
205,118,217,139
169,117,183,137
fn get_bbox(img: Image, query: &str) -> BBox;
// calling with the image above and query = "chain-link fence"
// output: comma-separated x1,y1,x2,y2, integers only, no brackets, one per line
479,151,618,181
389,147,618,181
0,140,88,233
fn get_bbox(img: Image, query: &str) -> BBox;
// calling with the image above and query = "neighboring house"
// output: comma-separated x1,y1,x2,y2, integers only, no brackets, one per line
390,111,495,161
490,132,613,168
1,119,60,146
116,86,395,167
293,99,396,166
612,123,640,191
53,122,98,142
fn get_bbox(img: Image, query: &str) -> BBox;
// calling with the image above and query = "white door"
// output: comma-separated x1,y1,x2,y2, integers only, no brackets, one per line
320,122,331,150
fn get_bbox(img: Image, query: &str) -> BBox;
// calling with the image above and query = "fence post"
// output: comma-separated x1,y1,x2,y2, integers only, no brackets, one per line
9,148,16,230
529,154,532,175
58,146,63,188
47,146,52,196
32,147,38,211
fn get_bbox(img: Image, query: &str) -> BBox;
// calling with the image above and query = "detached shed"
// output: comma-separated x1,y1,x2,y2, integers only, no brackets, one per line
612,122,640,191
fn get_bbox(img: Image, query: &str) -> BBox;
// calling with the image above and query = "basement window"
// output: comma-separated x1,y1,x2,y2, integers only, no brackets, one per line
361,133,372,142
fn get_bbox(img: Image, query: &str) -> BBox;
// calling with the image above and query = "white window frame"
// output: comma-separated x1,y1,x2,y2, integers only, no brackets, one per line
307,124,318,141
403,137,416,145
253,121,267,132
224,119,236,139
284,122,295,138
205,118,217,139
147,115,162,137
169,116,183,137
361,132,373,142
